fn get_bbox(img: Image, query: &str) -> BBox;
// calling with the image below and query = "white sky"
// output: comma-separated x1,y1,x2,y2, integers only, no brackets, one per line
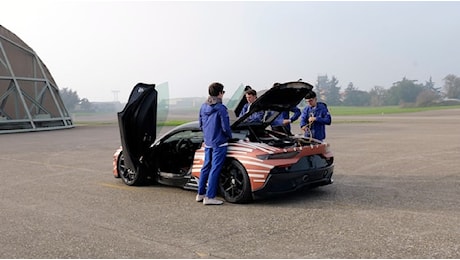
2,0,460,102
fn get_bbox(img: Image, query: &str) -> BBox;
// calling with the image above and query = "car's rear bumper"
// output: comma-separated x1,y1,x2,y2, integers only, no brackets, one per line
252,165,334,199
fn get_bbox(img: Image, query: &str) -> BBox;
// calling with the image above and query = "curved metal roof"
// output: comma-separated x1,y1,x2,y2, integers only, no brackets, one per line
0,25,73,133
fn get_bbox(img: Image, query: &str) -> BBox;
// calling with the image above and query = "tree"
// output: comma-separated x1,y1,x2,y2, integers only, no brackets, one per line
443,74,460,99
59,88,80,112
326,76,342,105
416,89,439,107
369,86,387,106
385,77,424,106
424,76,441,95
315,75,329,95
315,75,341,105
79,98,94,112
343,83,371,106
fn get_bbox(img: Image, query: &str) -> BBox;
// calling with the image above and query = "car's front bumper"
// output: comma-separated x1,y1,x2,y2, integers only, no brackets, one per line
252,165,334,199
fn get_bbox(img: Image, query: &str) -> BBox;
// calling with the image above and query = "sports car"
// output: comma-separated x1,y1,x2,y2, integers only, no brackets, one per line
113,81,334,203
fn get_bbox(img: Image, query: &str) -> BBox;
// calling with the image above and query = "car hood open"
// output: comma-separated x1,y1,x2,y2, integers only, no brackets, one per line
231,81,313,129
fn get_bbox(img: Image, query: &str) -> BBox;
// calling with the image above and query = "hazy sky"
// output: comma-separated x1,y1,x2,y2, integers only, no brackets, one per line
2,1,460,102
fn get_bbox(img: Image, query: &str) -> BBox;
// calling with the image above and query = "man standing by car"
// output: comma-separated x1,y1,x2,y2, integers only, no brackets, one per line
197,82,232,205
238,88,264,123
300,91,331,141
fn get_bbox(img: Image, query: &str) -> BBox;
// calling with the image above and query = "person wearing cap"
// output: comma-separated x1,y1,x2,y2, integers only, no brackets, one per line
300,91,331,141
197,82,232,205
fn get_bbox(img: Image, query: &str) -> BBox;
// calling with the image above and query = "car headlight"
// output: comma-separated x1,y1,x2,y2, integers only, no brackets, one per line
257,151,299,160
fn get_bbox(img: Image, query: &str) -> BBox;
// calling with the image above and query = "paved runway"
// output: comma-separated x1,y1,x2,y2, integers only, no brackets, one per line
0,109,459,258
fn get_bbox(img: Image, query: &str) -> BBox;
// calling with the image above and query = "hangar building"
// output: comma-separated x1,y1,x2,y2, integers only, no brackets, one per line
0,25,73,134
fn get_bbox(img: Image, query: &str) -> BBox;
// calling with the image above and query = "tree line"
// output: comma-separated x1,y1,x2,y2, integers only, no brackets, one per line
59,88,93,112
314,74,460,107
60,73,460,112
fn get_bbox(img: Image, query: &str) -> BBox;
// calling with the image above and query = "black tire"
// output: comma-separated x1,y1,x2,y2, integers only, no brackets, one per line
115,152,125,178
219,159,252,203
117,151,146,186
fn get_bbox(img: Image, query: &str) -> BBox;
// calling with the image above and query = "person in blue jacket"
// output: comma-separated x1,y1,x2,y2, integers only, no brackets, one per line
300,91,331,141
238,88,264,123
268,106,301,135
197,82,232,205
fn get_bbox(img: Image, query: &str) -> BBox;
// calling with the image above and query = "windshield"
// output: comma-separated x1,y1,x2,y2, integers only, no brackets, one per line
225,84,252,123
225,83,245,115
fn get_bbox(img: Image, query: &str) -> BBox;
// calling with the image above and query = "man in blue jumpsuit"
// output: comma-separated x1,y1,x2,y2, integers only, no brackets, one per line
300,91,331,141
197,82,232,205
238,88,264,123
269,106,301,135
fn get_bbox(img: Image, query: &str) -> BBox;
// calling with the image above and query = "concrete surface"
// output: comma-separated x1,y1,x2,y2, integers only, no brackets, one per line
0,109,459,258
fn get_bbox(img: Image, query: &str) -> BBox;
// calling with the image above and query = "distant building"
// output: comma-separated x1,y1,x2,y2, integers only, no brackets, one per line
76,101,124,113
168,97,203,109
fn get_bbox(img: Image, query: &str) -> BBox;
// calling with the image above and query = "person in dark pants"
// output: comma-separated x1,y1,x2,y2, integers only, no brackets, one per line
197,82,232,205
300,91,331,141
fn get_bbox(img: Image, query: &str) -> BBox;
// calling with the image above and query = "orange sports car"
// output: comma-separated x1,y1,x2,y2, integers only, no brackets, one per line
113,81,334,203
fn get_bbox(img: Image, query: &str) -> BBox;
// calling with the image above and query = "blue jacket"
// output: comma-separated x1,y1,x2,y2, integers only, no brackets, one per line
300,102,331,140
270,107,301,129
199,96,232,148
239,103,264,123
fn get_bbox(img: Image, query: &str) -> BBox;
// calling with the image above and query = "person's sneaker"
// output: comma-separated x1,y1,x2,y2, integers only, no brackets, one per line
196,194,205,202
203,197,223,205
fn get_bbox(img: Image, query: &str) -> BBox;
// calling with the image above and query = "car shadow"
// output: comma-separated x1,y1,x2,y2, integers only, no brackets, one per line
253,185,333,206
252,174,459,213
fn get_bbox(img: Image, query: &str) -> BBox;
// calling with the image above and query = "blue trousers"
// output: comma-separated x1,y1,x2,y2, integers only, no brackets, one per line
198,145,227,198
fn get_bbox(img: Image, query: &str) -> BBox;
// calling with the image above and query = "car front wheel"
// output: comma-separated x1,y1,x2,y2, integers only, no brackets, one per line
219,159,252,203
117,151,146,186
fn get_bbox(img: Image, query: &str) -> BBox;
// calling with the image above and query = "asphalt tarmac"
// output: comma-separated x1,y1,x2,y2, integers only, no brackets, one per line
0,109,459,258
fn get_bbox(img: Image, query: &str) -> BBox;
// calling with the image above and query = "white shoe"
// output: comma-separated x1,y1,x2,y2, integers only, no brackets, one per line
196,194,205,202
203,197,223,205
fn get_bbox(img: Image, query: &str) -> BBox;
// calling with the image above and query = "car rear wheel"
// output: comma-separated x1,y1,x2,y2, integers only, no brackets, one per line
117,151,146,186
115,151,125,178
219,159,252,203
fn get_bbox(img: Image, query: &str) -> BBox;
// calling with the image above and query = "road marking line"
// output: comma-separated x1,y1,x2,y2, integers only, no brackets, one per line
99,182,135,191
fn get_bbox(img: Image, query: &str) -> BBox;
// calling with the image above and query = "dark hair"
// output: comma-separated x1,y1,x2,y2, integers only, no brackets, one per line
305,90,316,99
208,82,224,96
245,89,257,96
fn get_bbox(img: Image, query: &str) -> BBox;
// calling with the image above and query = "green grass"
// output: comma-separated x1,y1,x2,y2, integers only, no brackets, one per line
329,105,460,116
72,105,460,127
74,121,117,126
158,120,190,126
